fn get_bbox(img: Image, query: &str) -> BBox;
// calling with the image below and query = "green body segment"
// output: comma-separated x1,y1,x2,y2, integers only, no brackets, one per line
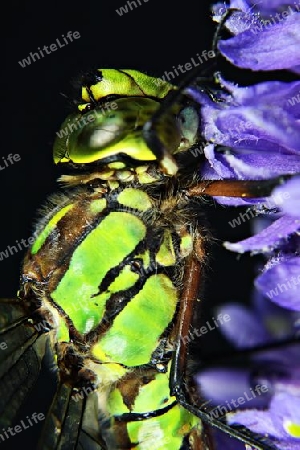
92,274,177,366
31,203,74,255
117,188,153,211
25,187,184,353
79,69,176,109
30,188,180,366
127,405,200,450
107,362,201,449
22,185,202,448
52,211,147,335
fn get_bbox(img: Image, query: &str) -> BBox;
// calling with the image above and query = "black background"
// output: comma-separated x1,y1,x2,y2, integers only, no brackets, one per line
1,1,256,448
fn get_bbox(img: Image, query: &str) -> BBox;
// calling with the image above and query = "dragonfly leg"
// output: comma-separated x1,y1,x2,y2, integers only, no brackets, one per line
186,175,295,198
169,242,279,450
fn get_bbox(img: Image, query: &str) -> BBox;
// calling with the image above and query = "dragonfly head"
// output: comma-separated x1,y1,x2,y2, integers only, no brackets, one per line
53,69,200,181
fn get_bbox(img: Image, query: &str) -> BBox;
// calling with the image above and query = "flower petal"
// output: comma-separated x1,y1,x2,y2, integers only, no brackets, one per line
228,408,282,437
196,368,269,408
256,257,300,310
212,1,257,34
228,392,300,442
215,304,271,347
224,216,300,253
202,80,300,155
271,176,300,218
218,14,300,71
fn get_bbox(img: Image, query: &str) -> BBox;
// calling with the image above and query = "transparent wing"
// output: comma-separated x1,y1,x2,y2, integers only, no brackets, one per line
0,299,104,450
0,298,47,430
38,384,104,450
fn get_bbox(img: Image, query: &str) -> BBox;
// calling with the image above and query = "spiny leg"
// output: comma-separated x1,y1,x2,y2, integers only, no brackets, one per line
186,174,296,198
170,248,279,450
170,243,215,450
0,298,48,430
211,8,239,57
170,251,203,391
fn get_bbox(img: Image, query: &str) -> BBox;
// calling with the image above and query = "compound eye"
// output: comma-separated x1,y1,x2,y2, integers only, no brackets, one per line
177,106,199,150
79,120,121,150
53,111,124,165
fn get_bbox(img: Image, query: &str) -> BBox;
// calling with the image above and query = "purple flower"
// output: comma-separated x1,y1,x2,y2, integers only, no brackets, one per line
187,0,300,207
224,215,300,253
201,79,300,157
228,392,300,448
272,175,300,217
216,169,300,446
194,1,300,447
196,298,300,397
212,1,300,71
256,256,300,310
193,79,300,206
196,298,300,448
225,177,300,310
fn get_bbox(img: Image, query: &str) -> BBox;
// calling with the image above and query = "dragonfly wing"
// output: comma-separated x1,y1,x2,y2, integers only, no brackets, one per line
38,382,104,449
0,299,104,449
38,383,83,449
0,298,47,429
79,391,106,450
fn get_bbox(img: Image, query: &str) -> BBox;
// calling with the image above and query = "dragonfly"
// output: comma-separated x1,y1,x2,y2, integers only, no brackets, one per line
0,62,297,449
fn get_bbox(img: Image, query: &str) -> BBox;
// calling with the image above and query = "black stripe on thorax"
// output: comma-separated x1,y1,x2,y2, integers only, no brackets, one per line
114,400,177,422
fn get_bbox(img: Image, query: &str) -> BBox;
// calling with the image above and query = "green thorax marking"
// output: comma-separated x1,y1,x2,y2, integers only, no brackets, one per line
31,203,73,255
80,69,175,109
52,210,146,334
23,187,192,369
21,175,201,447
92,273,178,366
